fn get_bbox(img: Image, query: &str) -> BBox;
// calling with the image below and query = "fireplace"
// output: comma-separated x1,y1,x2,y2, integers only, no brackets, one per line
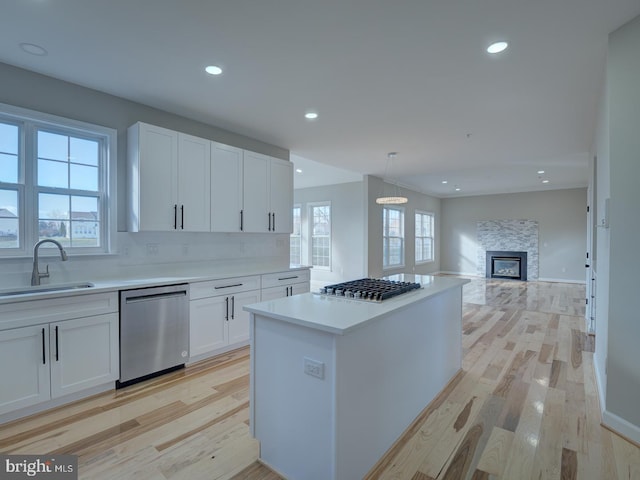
486,251,527,281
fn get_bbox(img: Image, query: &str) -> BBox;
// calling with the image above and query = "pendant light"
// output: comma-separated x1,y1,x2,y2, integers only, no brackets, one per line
376,152,408,205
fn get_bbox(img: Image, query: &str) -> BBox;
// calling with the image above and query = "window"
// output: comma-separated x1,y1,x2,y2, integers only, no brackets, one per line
310,203,331,269
290,205,301,265
383,206,404,268
0,103,116,256
415,211,434,263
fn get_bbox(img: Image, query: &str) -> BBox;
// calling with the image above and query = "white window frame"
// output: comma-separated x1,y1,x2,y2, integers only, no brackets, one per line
0,102,117,257
383,206,405,269
290,204,302,266
309,202,331,270
415,210,435,264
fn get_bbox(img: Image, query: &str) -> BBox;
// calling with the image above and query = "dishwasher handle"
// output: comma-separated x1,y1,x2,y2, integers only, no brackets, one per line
124,290,187,304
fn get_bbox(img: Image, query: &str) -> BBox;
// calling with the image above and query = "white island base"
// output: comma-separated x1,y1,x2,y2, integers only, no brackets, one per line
246,276,468,480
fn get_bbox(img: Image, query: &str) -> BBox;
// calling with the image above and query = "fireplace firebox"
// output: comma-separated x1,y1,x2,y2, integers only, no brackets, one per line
486,251,527,281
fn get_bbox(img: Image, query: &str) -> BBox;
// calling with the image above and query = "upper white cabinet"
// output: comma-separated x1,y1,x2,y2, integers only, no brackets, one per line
130,122,292,234
241,151,293,233
211,143,244,232
128,122,211,232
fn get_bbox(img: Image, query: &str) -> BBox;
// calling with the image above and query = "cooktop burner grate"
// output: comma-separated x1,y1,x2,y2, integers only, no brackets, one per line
319,278,421,302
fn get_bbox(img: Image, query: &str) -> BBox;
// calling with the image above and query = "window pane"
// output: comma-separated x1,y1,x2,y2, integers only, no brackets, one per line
38,158,68,188
38,131,68,161
71,196,100,247
70,137,99,166
38,193,69,243
0,122,18,155
0,189,19,248
70,163,98,191
0,153,18,183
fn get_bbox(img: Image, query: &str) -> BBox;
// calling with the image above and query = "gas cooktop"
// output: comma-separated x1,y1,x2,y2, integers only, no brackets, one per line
319,278,422,302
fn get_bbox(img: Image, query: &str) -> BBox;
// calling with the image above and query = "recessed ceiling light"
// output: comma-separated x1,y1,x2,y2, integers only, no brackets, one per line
487,41,508,54
537,170,545,174
296,168,303,173
19,42,48,56
205,65,223,75
441,180,448,184
455,187,461,192
542,179,550,184
304,112,318,120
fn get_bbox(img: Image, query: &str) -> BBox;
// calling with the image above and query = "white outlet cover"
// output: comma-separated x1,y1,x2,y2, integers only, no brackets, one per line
303,357,325,379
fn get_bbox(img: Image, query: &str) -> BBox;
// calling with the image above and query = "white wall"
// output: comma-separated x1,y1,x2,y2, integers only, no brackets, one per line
294,182,365,286
600,13,640,441
440,188,587,282
592,75,610,420
364,176,441,278
0,62,291,287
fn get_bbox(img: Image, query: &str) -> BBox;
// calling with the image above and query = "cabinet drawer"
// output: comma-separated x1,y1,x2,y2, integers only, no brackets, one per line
0,292,119,331
261,270,310,289
190,275,261,300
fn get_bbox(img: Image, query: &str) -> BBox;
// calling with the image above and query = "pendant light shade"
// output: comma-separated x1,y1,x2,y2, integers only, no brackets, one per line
376,152,408,205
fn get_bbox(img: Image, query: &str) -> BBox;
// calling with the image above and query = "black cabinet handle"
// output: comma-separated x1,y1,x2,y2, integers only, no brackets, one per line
231,296,235,319
181,205,184,230
272,212,275,231
225,297,229,321
240,210,244,231
55,326,59,362
41,328,46,365
173,204,177,230
278,276,298,281
215,283,243,290
268,212,272,231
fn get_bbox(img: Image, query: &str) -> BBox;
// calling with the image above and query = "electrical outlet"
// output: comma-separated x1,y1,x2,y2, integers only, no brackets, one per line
303,357,324,379
146,243,159,256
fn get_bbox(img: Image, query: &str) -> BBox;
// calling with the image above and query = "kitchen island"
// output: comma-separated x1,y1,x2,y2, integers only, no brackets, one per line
244,274,469,480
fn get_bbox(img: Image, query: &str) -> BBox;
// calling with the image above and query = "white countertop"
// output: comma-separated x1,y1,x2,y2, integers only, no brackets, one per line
244,274,469,335
0,266,310,306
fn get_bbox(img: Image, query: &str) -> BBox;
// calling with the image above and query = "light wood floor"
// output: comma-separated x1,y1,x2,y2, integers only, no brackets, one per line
1,277,639,479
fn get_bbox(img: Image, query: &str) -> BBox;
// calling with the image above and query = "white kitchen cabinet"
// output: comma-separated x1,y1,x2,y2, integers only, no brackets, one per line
243,152,293,233
189,276,261,361
0,312,118,417
49,313,119,398
211,142,244,232
0,292,119,421
128,122,210,232
269,158,294,233
0,325,51,415
261,269,310,301
177,133,211,232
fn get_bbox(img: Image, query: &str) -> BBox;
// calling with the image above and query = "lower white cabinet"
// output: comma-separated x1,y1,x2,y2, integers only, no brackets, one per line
0,313,119,416
189,276,261,360
261,270,310,301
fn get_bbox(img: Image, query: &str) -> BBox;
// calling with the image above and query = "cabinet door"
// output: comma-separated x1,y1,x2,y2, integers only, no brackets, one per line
178,133,211,232
242,151,270,232
190,295,228,357
0,326,51,415
261,285,289,301
49,313,119,399
291,282,310,296
228,290,260,345
269,158,294,233
211,143,244,232
134,123,179,231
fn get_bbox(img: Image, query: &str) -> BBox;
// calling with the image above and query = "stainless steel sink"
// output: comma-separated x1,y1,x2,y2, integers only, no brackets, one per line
0,282,95,297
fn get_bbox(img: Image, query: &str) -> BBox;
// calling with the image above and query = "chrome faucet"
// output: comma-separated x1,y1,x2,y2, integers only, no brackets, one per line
31,239,68,286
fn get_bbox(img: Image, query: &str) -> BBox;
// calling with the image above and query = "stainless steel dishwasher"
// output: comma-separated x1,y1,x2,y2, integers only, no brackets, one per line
118,284,189,387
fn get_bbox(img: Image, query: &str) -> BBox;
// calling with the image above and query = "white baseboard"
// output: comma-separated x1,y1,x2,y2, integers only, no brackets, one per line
537,277,586,284
436,271,482,277
593,353,640,445
602,410,640,445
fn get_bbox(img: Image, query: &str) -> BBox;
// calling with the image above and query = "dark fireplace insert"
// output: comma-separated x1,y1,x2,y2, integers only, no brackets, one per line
486,251,527,281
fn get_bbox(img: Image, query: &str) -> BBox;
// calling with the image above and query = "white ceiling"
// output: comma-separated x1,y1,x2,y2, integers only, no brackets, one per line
1,1,639,196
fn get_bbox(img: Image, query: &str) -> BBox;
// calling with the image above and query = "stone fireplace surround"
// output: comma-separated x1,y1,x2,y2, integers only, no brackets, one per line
477,219,539,281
